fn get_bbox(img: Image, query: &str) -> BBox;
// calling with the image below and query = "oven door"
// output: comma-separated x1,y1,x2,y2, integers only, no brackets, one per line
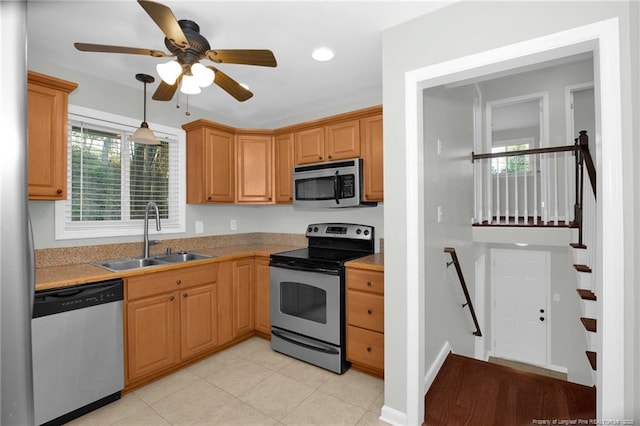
270,265,342,345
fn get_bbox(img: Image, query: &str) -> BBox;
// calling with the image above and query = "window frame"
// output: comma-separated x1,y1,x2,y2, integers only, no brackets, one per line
55,105,186,240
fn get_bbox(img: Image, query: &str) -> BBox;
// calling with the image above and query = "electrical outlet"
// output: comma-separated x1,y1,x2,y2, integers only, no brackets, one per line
195,221,204,234
230,219,237,231
437,138,442,155
437,206,443,223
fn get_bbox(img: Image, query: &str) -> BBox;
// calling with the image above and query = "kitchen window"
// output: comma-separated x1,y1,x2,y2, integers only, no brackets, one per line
55,105,185,239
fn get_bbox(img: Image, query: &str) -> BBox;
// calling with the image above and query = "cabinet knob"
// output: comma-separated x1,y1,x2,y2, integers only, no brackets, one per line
328,155,332,159
319,156,323,160
366,346,372,352
289,197,292,201
176,279,182,285
207,196,212,201
183,293,187,298
169,296,175,301
367,309,373,315
56,189,63,194
268,197,272,201
366,281,372,287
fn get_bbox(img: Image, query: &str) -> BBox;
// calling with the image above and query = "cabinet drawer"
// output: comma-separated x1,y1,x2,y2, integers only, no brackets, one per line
347,290,384,332
346,268,384,294
346,325,384,370
127,264,218,300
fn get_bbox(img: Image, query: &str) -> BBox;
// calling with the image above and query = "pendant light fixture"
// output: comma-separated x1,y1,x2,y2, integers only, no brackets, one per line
129,73,161,145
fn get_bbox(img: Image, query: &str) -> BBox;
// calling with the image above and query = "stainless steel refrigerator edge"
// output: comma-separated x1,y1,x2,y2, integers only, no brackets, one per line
1,2,36,425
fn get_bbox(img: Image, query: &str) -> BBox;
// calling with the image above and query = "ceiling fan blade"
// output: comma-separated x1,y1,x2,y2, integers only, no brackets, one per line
208,66,253,102
138,0,189,49
152,76,181,101
74,42,171,58
206,50,277,67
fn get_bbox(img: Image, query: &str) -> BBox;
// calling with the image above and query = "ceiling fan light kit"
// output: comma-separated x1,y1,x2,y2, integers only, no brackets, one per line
74,0,277,103
129,73,161,145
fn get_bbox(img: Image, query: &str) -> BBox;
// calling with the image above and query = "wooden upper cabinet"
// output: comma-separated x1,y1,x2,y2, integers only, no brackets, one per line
274,133,294,204
326,119,360,162
236,133,274,203
294,127,325,164
294,119,361,165
361,114,384,202
27,71,77,200
183,120,235,203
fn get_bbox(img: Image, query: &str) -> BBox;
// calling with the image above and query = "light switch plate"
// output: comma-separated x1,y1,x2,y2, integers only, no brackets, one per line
195,221,204,234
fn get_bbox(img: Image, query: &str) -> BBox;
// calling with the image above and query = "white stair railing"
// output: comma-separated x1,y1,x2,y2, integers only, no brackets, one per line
473,145,577,226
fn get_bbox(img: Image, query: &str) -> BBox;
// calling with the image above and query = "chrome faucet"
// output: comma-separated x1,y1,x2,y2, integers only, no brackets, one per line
143,201,161,258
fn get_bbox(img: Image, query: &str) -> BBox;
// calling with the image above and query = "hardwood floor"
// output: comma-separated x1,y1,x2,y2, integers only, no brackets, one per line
424,353,595,426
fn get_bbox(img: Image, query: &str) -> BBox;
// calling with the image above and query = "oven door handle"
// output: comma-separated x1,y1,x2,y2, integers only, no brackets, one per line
272,329,339,355
269,262,340,275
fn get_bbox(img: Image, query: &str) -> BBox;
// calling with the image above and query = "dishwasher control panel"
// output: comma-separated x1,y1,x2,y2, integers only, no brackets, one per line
33,279,123,318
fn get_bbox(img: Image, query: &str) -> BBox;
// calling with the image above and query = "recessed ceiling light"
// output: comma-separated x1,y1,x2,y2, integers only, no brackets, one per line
312,47,334,62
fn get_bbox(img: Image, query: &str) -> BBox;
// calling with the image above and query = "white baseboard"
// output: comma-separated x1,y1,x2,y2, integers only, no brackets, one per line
423,341,452,393
379,405,407,425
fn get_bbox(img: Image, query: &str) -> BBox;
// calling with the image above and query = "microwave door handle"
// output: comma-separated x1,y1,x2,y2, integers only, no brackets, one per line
334,171,340,205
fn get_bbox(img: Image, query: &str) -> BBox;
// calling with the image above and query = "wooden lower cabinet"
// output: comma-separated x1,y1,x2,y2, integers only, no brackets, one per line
254,257,271,335
125,264,218,386
180,284,218,359
126,292,179,382
346,266,384,377
232,258,255,337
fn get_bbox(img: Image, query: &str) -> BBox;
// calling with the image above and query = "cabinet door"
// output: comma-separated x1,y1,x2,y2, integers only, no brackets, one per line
204,128,235,202
326,119,360,161
126,293,179,383
236,134,274,203
295,127,325,164
27,83,68,200
232,258,255,337
274,133,294,204
217,261,234,346
254,257,271,335
180,283,218,359
360,115,384,202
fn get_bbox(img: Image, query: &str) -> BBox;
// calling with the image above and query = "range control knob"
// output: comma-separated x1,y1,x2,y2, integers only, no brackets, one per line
356,229,362,235
308,227,313,233
314,227,319,233
364,229,370,236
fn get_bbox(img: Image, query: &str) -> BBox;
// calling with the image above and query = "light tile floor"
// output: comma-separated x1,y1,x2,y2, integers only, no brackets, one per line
69,337,387,425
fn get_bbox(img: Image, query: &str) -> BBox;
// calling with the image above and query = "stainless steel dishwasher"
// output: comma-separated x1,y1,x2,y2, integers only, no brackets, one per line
32,279,124,425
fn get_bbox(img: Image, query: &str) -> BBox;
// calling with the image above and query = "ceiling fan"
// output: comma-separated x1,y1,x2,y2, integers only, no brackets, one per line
74,0,277,102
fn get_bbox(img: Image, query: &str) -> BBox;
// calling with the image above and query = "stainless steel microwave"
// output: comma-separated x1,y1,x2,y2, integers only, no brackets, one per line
292,158,377,208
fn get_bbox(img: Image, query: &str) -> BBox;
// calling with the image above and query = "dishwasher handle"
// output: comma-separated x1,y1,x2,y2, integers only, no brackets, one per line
33,279,123,318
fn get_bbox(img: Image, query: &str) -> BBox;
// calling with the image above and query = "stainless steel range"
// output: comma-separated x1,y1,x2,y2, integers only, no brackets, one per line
270,223,374,373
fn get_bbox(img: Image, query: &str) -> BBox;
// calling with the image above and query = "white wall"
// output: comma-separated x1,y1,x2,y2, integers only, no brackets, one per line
26,60,384,250
422,85,476,365
382,1,637,421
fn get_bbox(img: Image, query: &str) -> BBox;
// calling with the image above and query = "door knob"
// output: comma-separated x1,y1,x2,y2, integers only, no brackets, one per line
540,309,545,313
539,316,545,321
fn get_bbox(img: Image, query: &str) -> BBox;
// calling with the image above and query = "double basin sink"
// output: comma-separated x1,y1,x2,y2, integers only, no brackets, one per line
94,252,213,272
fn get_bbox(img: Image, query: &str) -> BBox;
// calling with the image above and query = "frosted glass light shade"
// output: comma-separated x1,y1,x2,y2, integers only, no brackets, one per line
157,60,182,85
191,63,215,88
180,74,202,95
129,123,161,145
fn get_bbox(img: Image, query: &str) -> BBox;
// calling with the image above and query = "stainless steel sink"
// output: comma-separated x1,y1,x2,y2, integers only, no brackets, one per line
154,252,212,263
93,252,213,272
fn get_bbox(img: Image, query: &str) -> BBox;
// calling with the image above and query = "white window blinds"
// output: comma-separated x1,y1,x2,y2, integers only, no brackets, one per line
55,106,185,240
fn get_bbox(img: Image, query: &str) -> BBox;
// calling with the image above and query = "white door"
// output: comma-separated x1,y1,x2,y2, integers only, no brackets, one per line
491,249,549,367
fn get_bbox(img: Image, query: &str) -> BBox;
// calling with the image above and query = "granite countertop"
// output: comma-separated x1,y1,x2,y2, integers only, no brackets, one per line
36,244,300,291
345,253,384,272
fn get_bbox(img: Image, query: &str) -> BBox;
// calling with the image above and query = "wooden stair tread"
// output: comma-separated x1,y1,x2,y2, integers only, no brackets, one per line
586,351,597,370
576,289,597,301
580,317,597,332
570,243,587,249
574,264,592,273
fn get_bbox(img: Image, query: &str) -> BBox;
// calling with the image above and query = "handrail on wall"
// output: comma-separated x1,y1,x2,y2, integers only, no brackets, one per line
444,247,482,337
